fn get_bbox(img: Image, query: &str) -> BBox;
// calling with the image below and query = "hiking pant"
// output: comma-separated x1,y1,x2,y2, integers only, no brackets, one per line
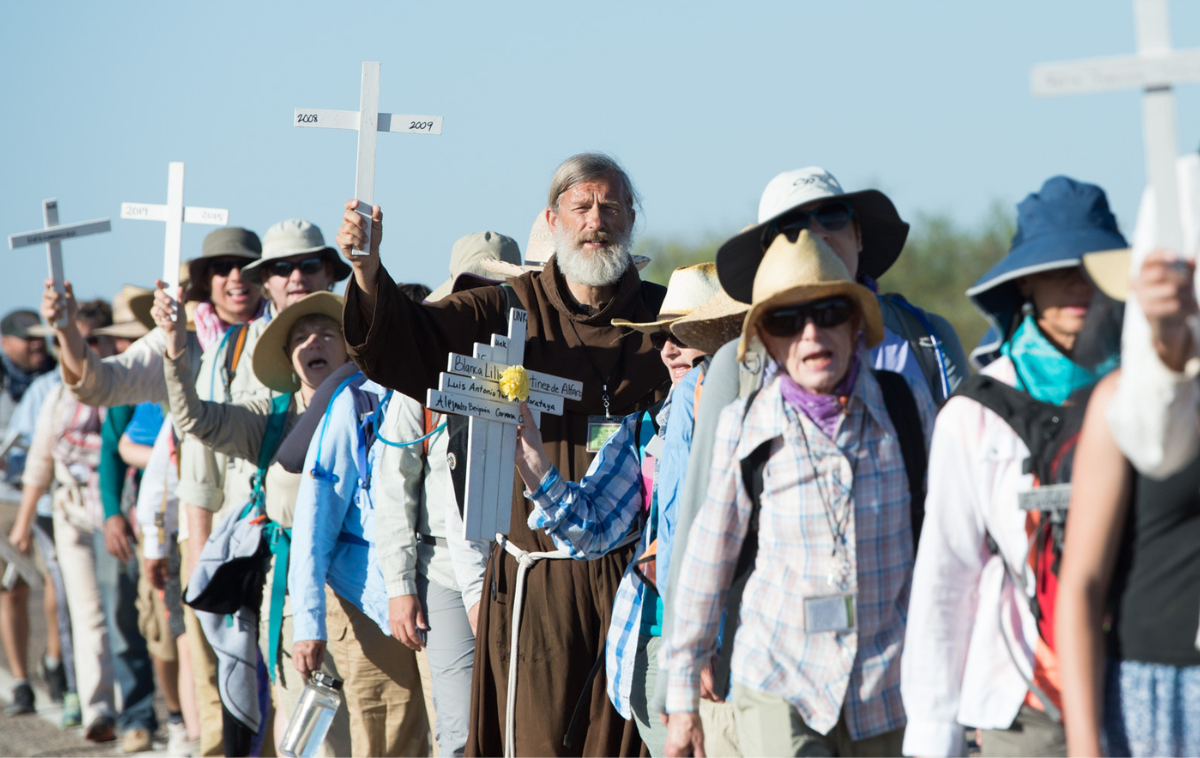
93,529,158,735
180,538,224,757
327,592,429,757
981,704,1066,757
417,575,475,757
53,509,114,726
31,515,76,693
732,683,904,757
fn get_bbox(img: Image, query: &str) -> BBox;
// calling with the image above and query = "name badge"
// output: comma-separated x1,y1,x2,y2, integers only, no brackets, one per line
804,593,856,634
586,415,622,453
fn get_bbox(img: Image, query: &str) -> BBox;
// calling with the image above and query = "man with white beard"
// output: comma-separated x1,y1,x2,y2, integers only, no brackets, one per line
336,152,670,756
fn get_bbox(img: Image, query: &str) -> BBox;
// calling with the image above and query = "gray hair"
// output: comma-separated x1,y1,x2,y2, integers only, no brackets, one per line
547,153,640,214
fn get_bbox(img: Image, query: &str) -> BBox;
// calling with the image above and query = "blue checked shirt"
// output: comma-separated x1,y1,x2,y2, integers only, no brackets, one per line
663,364,935,740
526,390,674,719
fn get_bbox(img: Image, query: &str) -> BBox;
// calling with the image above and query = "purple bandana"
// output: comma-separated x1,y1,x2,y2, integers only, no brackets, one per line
779,355,859,441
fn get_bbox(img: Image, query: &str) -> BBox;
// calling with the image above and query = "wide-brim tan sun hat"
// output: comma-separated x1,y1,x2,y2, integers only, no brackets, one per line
670,289,750,355
94,284,154,339
252,291,345,394
242,219,351,285
480,211,650,277
611,262,722,332
1082,248,1131,302
429,231,522,301
738,229,884,361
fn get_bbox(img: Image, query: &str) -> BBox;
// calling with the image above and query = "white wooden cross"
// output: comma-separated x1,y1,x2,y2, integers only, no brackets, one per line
120,162,229,302
8,200,111,327
426,309,583,541
1032,0,1200,253
294,61,444,256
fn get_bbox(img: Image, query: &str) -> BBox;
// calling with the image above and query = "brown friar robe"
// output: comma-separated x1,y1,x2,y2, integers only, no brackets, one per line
344,256,668,757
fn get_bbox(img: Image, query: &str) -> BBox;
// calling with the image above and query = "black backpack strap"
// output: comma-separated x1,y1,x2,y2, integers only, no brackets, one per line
875,370,928,548
953,374,1063,482
498,282,523,314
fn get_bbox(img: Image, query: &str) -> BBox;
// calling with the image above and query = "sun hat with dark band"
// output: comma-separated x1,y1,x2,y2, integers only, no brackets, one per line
738,229,883,361
716,167,909,305
187,227,262,289
967,176,1128,362
611,263,722,332
251,291,345,394
241,219,351,285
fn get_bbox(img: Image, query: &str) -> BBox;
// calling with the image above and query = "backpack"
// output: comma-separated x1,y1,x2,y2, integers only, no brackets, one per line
953,375,1090,653
880,293,954,405
711,370,927,696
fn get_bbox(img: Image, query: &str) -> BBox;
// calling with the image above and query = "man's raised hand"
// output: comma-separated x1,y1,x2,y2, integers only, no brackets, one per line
336,200,383,298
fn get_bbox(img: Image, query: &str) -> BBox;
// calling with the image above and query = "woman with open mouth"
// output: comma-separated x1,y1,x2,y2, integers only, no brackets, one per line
152,288,354,757
662,229,935,758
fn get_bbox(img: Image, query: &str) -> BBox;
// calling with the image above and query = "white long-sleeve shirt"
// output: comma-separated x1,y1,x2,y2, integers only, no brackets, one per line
901,357,1043,757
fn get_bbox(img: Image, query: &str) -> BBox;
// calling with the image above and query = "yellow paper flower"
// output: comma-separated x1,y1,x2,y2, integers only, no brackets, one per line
499,365,531,402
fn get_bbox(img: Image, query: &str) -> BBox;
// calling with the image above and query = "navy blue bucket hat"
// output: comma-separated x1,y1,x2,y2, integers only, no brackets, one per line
967,176,1127,364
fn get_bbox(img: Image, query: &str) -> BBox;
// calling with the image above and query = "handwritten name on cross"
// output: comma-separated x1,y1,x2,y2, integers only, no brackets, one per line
120,162,229,301
1033,0,1200,253
8,200,110,327
426,309,583,541
295,61,444,255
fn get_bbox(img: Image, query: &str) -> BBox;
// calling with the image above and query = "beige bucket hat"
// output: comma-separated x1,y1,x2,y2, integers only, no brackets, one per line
94,285,155,339
241,219,351,284
738,229,884,361
428,231,522,301
251,291,345,394
1082,248,1131,302
611,263,722,332
481,212,650,277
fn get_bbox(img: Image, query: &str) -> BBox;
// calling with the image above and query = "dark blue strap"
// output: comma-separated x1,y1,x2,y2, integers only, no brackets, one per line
337,531,370,547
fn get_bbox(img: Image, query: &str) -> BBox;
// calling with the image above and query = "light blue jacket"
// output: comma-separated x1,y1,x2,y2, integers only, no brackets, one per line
290,379,391,642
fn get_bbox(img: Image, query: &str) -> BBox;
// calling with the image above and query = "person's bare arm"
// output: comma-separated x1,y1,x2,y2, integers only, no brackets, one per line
118,437,153,469
1057,371,1133,757
185,504,213,581
334,200,383,320
40,279,86,385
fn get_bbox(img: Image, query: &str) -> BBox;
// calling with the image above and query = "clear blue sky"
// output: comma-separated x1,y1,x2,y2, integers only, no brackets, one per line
3,0,1199,310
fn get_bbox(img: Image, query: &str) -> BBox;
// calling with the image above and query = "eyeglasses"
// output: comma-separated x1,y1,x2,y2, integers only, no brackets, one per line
649,331,689,350
207,258,246,277
267,257,325,278
759,297,855,337
761,201,854,250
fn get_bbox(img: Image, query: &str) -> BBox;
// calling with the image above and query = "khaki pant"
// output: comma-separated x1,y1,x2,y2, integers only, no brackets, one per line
52,509,114,726
980,704,1066,757
326,592,430,757
135,543,175,662
732,683,903,757
180,538,223,757
260,560,351,758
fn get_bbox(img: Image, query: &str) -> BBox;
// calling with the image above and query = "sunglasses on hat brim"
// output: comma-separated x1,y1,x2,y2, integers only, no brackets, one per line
760,296,856,337
760,201,854,251
649,331,690,350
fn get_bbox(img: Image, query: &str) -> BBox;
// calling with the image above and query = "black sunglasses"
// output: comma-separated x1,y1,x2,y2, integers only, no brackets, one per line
649,331,689,350
760,296,855,337
207,258,247,277
761,201,854,250
267,257,325,278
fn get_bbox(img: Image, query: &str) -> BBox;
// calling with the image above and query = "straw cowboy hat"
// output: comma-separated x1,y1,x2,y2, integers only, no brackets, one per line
1082,248,1132,302
94,285,155,340
611,263,722,332
716,167,910,304
241,220,351,285
429,231,522,301
481,212,650,278
251,291,344,394
737,229,884,361
669,289,749,355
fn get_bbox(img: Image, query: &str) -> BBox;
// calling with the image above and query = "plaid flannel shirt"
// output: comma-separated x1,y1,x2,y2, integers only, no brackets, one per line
526,392,672,719
663,365,935,740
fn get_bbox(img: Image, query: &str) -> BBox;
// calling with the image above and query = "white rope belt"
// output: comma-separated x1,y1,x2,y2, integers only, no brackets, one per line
497,533,571,758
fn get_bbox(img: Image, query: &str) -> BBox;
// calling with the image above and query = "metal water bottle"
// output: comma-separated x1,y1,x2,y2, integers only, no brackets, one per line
279,673,343,758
